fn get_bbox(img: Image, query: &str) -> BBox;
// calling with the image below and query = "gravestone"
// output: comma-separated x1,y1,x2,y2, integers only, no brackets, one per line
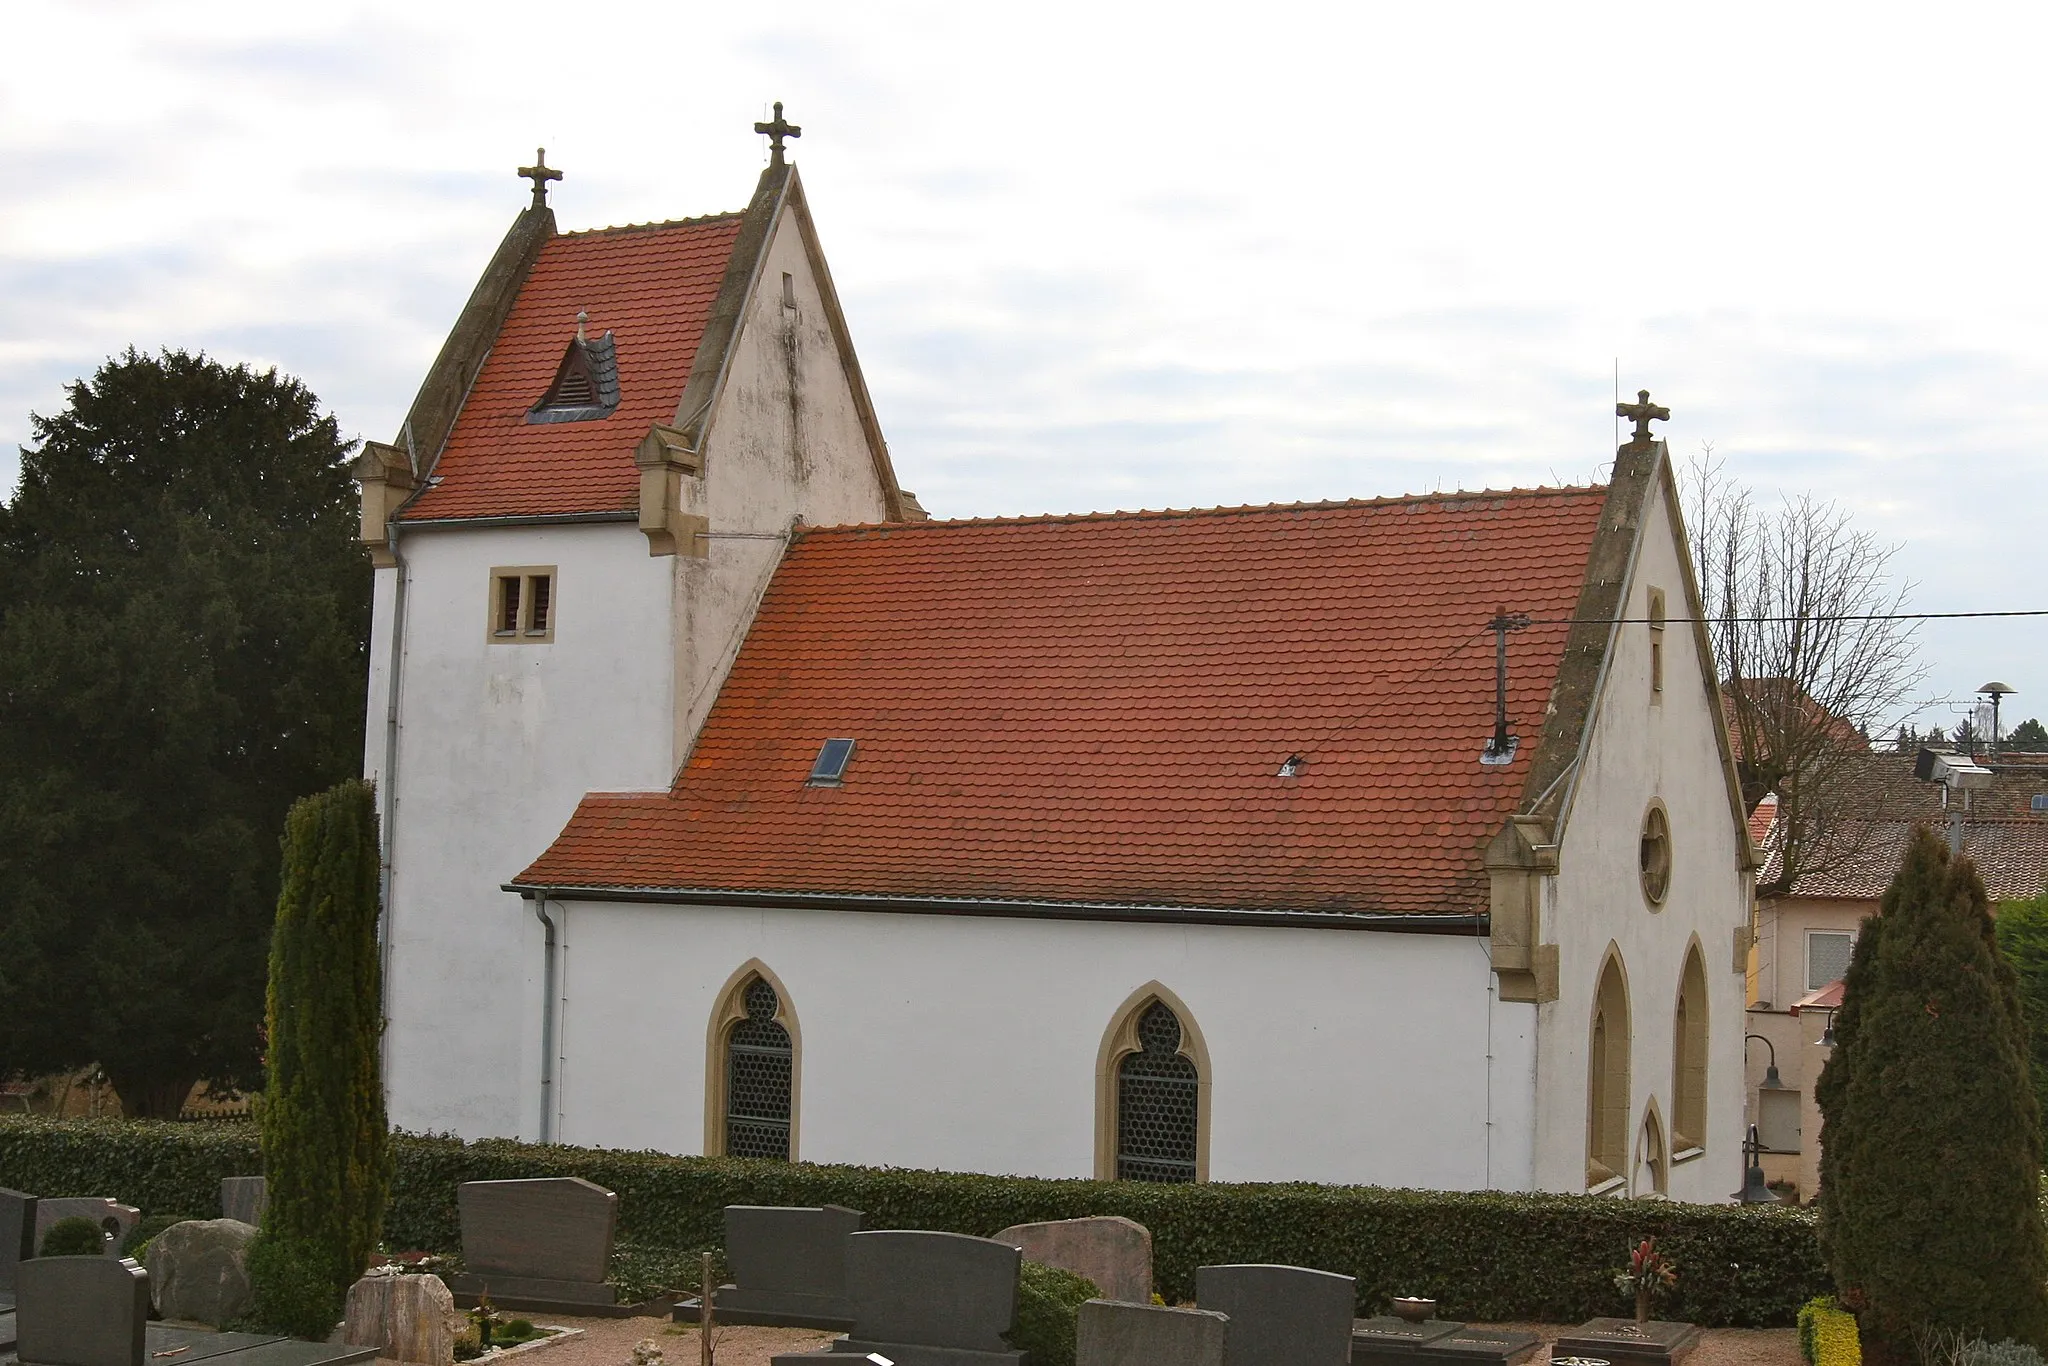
674,1204,863,1329
33,1198,140,1258
994,1216,1151,1304
1196,1264,1354,1366
146,1218,257,1327
343,1272,462,1365
0,1188,36,1299
14,1254,148,1366
768,1230,1026,1366
1351,1317,1541,1364
220,1176,268,1228
447,1177,616,1309
1549,1318,1701,1365
1077,1297,1229,1366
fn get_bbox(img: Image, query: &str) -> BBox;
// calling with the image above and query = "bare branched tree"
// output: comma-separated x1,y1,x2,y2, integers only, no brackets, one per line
1685,446,1927,896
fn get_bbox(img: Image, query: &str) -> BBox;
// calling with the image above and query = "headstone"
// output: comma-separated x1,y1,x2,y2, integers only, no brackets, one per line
448,1177,616,1308
769,1230,1026,1366
342,1272,462,1366
14,1254,149,1366
1549,1318,1701,1365
145,1218,257,1327
0,1188,36,1297
1351,1317,1541,1364
1077,1297,1229,1366
676,1205,862,1329
33,1198,140,1258
1195,1264,1355,1366
993,1216,1151,1304
220,1177,268,1228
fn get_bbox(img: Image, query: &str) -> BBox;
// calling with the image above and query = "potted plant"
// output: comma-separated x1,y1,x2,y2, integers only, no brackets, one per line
1613,1237,1677,1325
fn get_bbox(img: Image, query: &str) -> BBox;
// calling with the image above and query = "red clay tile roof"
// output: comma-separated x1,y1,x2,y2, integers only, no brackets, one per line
518,489,1613,914
1762,816,2048,902
401,215,744,521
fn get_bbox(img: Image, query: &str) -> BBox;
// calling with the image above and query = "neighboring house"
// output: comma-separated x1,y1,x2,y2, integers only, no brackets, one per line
363,128,1758,1198
1745,756,2048,1199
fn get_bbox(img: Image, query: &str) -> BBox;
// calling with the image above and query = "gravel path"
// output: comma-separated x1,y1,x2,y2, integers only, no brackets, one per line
407,1314,1802,1365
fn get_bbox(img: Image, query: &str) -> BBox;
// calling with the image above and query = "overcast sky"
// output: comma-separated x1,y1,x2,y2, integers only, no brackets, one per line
6,0,2044,733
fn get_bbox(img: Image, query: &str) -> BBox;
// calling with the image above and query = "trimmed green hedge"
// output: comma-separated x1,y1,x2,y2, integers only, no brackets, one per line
0,1118,1827,1325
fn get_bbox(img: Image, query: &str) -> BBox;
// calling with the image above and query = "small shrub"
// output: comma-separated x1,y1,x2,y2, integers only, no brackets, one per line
247,1235,344,1341
1793,1296,1860,1366
1962,1341,2048,1366
1005,1260,1098,1366
39,1216,105,1257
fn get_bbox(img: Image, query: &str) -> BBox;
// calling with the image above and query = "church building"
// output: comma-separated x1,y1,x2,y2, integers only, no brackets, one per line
358,115,1758,1201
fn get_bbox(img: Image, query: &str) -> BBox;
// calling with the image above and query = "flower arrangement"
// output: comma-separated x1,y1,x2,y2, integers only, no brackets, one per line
1612,1237,1677,1324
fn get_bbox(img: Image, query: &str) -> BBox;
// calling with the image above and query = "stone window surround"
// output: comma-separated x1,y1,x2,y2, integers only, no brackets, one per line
1670,938,1709,1160
488,565,557,644
1640,799,1672,907
1587,944,1632,1193
1094,981,1212,1183
703,959,803,1160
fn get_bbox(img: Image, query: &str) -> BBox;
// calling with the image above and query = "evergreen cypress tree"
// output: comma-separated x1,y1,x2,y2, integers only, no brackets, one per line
250,779,390,1338
1816,825,2048,1359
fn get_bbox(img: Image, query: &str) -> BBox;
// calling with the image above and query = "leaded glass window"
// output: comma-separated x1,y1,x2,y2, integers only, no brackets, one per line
1116,1001,1198,1182
725,978,792,1160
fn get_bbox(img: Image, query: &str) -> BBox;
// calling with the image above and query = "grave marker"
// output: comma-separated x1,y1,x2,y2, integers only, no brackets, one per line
448,1177,616,1309
0,1188,36,1298
993,1216,1151,1305
220,1176,268,1228
14,1254,148,1366
1350,1316,1541,1364
33,1198,140,1258
1549,1317,1700,1365
673,1204,863,1329
1196,1263,1354,1366
768,1230,1026,1366
1077,1297,1228,1366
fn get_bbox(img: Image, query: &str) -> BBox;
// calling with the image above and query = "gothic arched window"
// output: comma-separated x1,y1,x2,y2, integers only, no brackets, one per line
1672,943,1709,1152
1116,1002,1201,1183
724,977,793,1160
1588,949,1632,1190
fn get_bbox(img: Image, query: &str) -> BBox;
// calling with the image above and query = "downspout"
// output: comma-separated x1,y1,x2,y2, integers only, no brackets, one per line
376,515,408,1098
534,893,561,1144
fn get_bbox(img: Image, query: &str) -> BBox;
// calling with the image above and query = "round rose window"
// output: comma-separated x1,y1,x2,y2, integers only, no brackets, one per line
1640,804,1672,905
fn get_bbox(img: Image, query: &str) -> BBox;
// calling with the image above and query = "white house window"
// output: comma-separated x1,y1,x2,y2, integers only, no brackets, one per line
489,567,556,643
1116,1002,1200,1183
1807,931,1854,990
725,978,793,1160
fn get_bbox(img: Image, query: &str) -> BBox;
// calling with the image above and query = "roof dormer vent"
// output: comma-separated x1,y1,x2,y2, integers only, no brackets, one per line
527,319,621,424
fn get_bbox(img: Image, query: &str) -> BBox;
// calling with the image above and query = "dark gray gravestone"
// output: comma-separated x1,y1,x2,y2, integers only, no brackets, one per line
14,1254,148,1366
448,1176,616,1308
0,1188,36,1299
33,1199,140,1259
1549,1318,1700,1365
1078,1298,1229,1366
1196,1264,1355,1366
1350,1318,1541,1364
219,1177,267,1228
674,1204,862,1329
768,1230,1025,1366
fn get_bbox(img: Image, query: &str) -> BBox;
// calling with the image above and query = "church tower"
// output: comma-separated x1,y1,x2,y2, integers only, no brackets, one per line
356,115,919,1138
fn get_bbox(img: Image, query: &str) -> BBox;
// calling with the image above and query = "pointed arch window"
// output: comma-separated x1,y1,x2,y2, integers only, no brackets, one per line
1588,950,1631,1190
705,965,799,1161
1095,985,1211,1183
1635,1101,1669,1197
1672,944,1709,1153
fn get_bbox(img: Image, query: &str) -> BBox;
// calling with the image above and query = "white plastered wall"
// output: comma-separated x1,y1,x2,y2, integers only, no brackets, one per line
370,522,674,1138
1531,466,1752,1201
546,902,1539,1189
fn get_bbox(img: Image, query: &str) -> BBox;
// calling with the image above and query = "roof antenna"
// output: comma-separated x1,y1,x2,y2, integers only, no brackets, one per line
575,309,588,343
1481,608,1532,766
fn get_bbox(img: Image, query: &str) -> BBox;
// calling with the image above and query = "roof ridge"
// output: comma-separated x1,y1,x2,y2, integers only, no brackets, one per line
794,484,1610,536
558,211,746,238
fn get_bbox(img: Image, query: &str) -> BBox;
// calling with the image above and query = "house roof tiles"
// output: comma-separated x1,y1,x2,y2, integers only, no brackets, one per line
401,214,744,521
518,487,1613,914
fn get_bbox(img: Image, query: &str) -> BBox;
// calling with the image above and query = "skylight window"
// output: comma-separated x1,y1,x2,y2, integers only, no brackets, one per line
808,738,856,785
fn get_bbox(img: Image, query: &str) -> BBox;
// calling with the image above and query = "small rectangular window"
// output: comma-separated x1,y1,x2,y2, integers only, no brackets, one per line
487,566,557,644
1647,587,1666,696
781,271,796,309
1807,931,1854,990
807,738,856,785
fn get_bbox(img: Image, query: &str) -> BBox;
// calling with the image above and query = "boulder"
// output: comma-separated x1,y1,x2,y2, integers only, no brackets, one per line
343,1271,462,1366
144,1217,257,1326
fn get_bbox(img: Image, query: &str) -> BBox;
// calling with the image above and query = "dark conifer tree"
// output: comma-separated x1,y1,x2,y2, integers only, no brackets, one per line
1817,826,2048,1359
250,779,389,1338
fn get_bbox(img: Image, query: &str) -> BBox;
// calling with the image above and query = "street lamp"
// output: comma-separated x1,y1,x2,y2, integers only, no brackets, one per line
1731,1123,1782,1204
1981,682,2017,758
1745,1034,1789,1091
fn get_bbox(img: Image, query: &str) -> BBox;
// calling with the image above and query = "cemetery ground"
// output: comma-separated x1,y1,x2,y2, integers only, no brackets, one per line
376,1313,1804,1366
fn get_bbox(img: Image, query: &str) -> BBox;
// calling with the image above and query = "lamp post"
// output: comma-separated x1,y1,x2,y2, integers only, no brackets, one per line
1731,1123,1781,1204
1981,681,2016,759
1745,1034,1789,1091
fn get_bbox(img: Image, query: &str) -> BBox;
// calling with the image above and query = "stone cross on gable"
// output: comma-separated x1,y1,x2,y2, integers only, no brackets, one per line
1616,389,1670,443
518,148,562,209
755,102,802,166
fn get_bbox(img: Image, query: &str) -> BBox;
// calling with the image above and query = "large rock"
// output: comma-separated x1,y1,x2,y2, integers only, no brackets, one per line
343,1271,461,1366
994,1216,1151,1304
145,1218,257,1326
